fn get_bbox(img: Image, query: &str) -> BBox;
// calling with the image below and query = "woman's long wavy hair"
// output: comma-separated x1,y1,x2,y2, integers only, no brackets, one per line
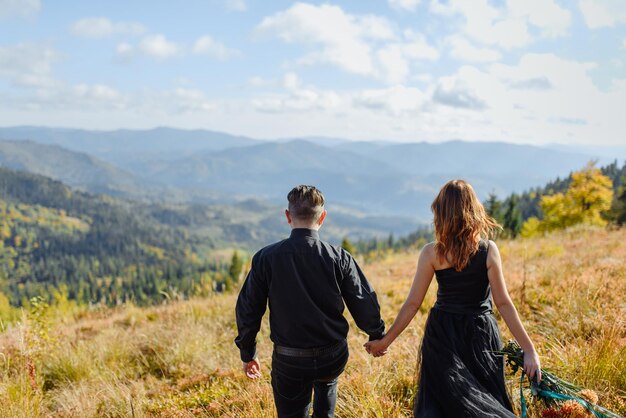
431,179,501,271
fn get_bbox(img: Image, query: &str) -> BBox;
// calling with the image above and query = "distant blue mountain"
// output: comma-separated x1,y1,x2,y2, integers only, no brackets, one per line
0,126,260,165
0,126,612,221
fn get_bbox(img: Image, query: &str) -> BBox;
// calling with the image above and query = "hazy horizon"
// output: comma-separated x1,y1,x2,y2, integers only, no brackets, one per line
3,125,626,154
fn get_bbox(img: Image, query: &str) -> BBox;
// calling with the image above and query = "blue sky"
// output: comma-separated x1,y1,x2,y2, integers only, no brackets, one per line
1,0,625,145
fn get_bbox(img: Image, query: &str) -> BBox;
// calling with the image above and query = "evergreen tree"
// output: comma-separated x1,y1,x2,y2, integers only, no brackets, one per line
503,194,522,238
485,193,503,223
341,237,356,255
228,251,243,284
611,181,626,226
387,233,394,249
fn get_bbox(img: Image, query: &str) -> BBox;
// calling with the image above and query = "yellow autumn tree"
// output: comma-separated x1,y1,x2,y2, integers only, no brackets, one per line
520,217,541,238
522,162,613,236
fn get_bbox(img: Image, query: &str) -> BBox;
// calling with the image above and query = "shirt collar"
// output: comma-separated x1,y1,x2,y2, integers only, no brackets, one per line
290,228,320,240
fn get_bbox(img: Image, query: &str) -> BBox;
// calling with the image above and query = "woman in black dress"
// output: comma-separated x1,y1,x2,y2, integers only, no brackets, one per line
365,179,541,417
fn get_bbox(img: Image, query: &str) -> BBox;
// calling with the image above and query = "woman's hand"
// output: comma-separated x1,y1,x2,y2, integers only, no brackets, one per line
364,338,389,357
523,349,541,383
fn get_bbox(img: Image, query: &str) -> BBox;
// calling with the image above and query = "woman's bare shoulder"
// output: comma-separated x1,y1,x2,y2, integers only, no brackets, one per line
487,239,500,253
421,241,436,253
486,239,502,267
419,241,437,263
413,242,437,272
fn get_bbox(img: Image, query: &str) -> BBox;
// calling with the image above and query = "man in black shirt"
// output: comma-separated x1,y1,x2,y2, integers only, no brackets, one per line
235,185,386,418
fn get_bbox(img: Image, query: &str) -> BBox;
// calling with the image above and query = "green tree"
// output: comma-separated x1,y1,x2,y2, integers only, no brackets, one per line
485,193,503,223
228,251,243,284
387,233,394,249
611,181,626,226
503,194,522,238
341,237,356,255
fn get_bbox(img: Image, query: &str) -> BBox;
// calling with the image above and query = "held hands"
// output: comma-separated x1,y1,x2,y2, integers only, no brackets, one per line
523,349,541,383
242,358,261,379
363,338,389,357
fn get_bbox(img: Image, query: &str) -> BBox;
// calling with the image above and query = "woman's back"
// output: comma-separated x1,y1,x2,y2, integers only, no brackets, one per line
433,239,493,315
415,239,516,417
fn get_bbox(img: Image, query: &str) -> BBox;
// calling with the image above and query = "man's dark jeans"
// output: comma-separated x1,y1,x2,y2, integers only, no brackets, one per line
271,340,349,418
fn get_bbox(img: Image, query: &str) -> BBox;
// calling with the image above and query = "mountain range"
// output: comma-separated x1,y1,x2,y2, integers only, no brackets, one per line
0,126,621,230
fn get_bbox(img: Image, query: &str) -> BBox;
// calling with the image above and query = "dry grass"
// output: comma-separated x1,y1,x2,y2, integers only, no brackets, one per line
0,226,625,417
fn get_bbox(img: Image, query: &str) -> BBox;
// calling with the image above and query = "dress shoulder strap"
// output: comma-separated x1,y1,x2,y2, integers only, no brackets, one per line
477,239,490,270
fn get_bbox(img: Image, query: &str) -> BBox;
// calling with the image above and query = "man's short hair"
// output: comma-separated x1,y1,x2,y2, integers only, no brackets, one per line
287,185,325,222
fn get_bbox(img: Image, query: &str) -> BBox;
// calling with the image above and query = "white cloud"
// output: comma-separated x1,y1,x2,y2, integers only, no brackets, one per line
70,17,145,39
193,35,240,60
171,88,215,112
623,39,626,48
490,54,596,93
115,42,134,61
117,34,180,61
12,81,127,112
71,84,123,104
0,0,40,18
430,0,530,49
354,85,426,115
579,0,626,28
139,34,179,59
5,74,218,115
447,36,501,62
0,42,130,112
256,3,392,76
253,76,342,113
375,34,438,84
282,72,300,90
410,53,626,145
248,76,276,88
375,33,439,84
388,0,421,12
254,89,342,113
256,3,437,84
376,31,438,83
507,0,571,37
432,70,488,110
376,46,411,85
225,0,246,12
430,0,570,49
247,73,302,90
399,30,439,61
4,58,626,146
117,34,238,62
0,42,59,87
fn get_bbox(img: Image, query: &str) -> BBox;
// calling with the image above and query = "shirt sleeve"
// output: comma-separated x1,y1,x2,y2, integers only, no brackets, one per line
339,250,385,340
234,252,269,362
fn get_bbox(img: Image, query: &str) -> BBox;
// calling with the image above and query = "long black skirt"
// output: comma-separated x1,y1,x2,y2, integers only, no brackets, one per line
414,308,516,417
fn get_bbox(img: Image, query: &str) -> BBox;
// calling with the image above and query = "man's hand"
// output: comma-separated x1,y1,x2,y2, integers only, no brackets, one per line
242,358,261,379
363,339,388,357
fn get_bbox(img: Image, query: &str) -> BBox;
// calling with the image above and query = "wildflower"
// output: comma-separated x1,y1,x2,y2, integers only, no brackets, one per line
558,400,589,417
579,389,599,404
540,407,561,418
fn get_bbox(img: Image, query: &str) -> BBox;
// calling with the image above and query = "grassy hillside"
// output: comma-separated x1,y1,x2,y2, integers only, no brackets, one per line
1,227,625,417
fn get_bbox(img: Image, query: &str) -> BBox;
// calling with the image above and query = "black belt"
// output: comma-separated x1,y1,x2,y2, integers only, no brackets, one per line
274,340,346,357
